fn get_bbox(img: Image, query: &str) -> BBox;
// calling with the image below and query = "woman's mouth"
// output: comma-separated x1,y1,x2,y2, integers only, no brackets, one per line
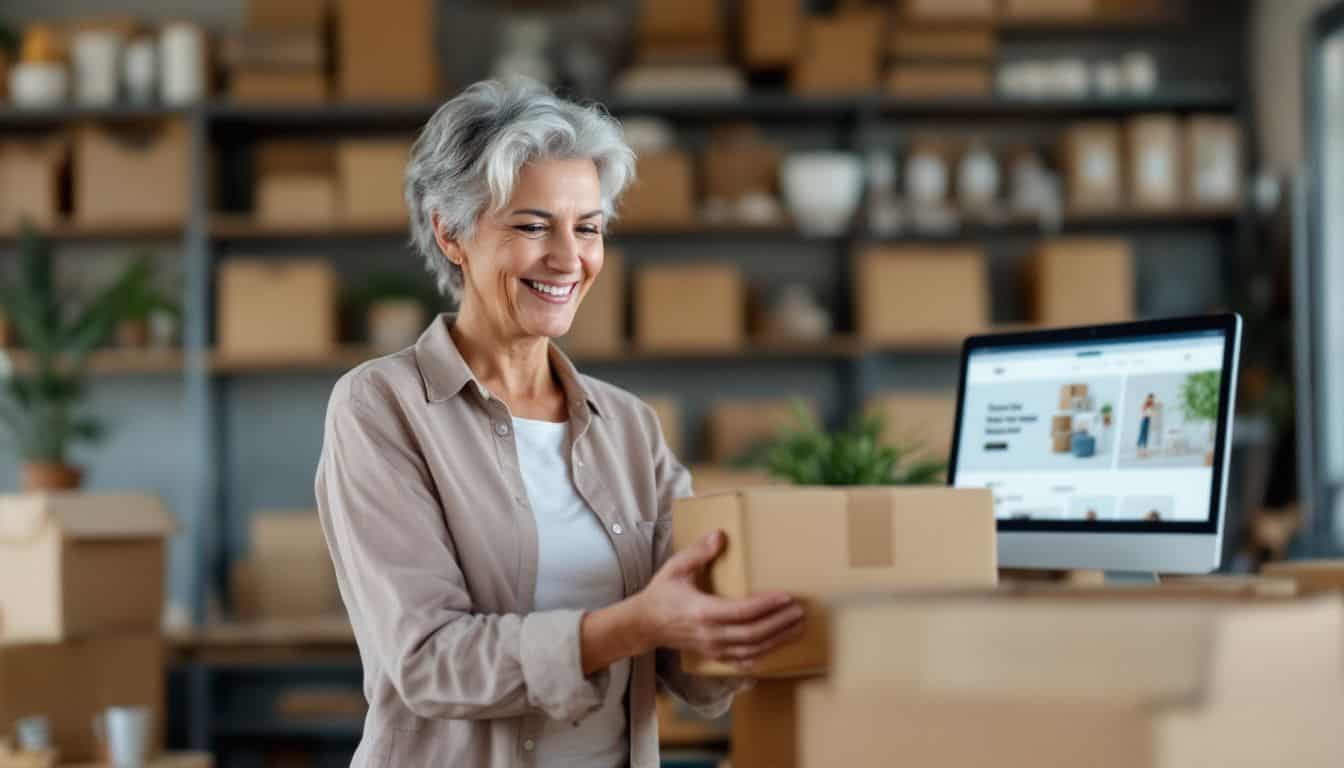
521,278,577,303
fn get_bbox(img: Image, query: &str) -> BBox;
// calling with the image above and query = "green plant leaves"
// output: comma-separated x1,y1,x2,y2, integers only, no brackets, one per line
1181,370,1221,423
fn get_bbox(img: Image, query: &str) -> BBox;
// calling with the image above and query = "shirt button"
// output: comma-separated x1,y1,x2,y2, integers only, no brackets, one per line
523,739,535,752
495,422,510,437
575,457,585,467
611,522,624,535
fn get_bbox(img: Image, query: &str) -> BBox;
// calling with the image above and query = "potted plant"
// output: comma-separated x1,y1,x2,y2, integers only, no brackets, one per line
0,226,157,490
1180,370,1221,466
348,272,443,355
737,400,946,486
114,264,181,349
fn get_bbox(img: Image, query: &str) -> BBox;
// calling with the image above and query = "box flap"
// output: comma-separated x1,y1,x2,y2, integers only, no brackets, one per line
0,492,175,542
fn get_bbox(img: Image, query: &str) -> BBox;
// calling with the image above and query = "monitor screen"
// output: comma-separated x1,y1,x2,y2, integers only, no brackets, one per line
951,329,1229,529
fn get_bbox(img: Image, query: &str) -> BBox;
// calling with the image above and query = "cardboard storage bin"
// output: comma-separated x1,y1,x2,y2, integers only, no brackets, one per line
337,138,412,221
855,247,989,344
865,392,957,461
0,137,66,229
640,394,683,458
337,0,436,100
256,141,338,223
792,11,883,94
706,398,814,464
0,632,164,762
0,493,173,642
636,0,724,60
1185,115,1242,210
73,121,187,225
1126,115,1183,211
741,0,802,69
619,151,695,230
1028,238,1135,327
634,263,744,351
232,510,339,620
562,249,625,356
1063,121,1123,212
672,486,996,676
216,259,338,357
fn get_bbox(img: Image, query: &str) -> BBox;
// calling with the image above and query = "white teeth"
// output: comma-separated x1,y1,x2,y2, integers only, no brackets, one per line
524,279,572,297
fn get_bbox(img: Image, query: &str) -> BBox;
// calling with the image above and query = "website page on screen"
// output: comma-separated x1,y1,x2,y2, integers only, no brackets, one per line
953,332,1226,523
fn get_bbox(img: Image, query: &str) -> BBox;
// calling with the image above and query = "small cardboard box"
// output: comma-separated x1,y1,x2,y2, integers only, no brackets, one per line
865,392,957,461
634,263,744,351
1001,0,1096,19
792,11,883,94
1185,115,1242,210
672,486,996,676
337,138,412,221
886,65,990,96
637,0,723,60
707,398,814,464
730,678,817,768
0,633,164,762
702,126,780,203
1029,238,1135,327
619,151,696,230
216,259,338,357
248,0,327,28
221,28,325,70
688,464,783,495
73,121,187,225
855,247,989,344
742,0,802,69
1127,115,1183,210
888,24,995,60
0,493,173,642
233,510,339,620
563,249,625,356
1063,121,1123,212
1058,382,1090,410
1261,559,1344,595
641,394,684,458
230,70,328,104
257,175,338,223
337,0,436,100
0,137,66,230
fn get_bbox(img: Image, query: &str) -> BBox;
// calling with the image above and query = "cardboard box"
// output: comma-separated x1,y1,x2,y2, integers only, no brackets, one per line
707,398,814,464
855,247,989,343
216,259,338,357
731,678,817,768
792,11,883,94
0,633,164,762
688,464,783,495
1029,239,1135,327
1185,115,1242,210
658,692,730,747
901,0,996,20
337,0,436,100
1063,121,1123,212
0,137,66,230
637,0,723,60
248,0,327,28
257,141,335,177
865,392,957,461
1001,0,1095,19
1058,382,1090,410
1127,115,1183,210
619,151,696,230
0,493,173,642
672,487,996,675
562,249,625,356
230,70,328,104
250,509,326,560
233,510,339,620
1261,559,1344,594
886,64,991,96
702,126,780,203
634,263,744,351
337,139,412,221
257,175,338,223
888,24,995,60
742,0,801,69
641,394,683,458
221,28,325,71
73,121,187,225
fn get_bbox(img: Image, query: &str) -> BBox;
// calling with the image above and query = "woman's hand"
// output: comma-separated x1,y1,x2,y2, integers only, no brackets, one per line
632,530,805,669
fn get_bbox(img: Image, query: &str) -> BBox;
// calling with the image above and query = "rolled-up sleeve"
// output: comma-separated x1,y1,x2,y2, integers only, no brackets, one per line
315,380,608,722
640,405,741,717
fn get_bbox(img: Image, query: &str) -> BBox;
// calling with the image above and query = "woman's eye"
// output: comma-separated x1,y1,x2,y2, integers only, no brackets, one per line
514,224,547,234
577,225,601,236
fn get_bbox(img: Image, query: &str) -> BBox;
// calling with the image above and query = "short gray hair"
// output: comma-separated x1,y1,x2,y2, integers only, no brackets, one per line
405,78,636,299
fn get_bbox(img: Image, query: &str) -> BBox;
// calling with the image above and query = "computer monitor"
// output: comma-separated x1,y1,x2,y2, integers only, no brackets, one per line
948,314,1242,575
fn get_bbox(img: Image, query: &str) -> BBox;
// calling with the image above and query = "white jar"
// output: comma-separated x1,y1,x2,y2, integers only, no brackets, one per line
72,30,123,105
9,62,68,108
123,37,158,104
159,22,205,105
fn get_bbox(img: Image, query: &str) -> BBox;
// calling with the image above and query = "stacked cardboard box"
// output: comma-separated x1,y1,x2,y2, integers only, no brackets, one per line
73,121,188,225
885,16,994,97
865,391,957,463
336,138,413,221
231,510,341,620
337,0,437,100
563,250,626,357
226,0,329,104
1028,238,1135,327
0,137,66,230
794,592,1344,766
0,493,174,762
216,259,338,358
255,141,339,223
855,247,989,343
741,0,802,71
792,9,884,94
619,151,696,230
706,398,815,464
634,263,745,351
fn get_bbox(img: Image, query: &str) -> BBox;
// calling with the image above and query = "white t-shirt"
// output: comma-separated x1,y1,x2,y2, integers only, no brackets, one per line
512,416,630,768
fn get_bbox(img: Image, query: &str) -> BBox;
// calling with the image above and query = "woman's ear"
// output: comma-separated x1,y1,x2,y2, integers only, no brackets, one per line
431,212,466,269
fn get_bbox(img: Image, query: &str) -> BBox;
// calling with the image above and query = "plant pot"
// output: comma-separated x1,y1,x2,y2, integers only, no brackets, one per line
22,462,83,491
148,309,179,349
117,318,149,348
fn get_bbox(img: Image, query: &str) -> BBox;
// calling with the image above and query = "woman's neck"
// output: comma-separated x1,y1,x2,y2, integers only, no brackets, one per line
450,305,555,405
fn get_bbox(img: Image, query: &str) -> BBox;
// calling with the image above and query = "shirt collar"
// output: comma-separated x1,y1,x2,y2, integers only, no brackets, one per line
413,313,602,418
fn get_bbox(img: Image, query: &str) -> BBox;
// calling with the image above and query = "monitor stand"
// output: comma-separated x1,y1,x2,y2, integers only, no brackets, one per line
1103,571,1160,585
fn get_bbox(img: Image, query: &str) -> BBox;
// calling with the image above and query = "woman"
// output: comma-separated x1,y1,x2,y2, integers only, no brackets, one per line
315,79,804,767
1137,393,1156,457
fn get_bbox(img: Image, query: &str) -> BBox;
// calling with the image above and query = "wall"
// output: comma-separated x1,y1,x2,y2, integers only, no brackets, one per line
1253,0,1337,174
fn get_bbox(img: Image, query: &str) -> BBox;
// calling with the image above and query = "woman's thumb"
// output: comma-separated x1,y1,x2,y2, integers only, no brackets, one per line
668,530,725,575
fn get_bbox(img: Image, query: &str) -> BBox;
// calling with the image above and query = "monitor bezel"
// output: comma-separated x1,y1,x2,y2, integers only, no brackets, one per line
948,314,1242,535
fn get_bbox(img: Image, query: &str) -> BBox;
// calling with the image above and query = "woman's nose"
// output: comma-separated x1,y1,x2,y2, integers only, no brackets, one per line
547,227,583,270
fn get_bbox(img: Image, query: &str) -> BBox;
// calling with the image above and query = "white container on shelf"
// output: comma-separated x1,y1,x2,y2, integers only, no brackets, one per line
159,22,206,105
781,151,863,236
72,30,123,105
9,62,68,108
123,37,158,104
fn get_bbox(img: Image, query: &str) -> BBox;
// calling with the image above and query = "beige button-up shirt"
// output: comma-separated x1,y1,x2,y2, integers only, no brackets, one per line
315,314,735,767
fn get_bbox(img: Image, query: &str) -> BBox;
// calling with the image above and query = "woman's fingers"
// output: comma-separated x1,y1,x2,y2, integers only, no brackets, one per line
698,591,795,625
711,602,805,649
714,617,807,664
660,530,726,579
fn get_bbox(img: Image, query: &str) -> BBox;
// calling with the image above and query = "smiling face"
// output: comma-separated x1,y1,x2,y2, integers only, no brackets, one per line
442,157,605,341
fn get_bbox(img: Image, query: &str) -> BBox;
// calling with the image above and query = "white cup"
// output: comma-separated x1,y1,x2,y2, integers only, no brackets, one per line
123,38,158,104
95,707,152,768
159,23,205,105
14,715,51,751
72,30,123,105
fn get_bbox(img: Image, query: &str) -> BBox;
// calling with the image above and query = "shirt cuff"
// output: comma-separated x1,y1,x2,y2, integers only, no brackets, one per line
520,609,611,721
